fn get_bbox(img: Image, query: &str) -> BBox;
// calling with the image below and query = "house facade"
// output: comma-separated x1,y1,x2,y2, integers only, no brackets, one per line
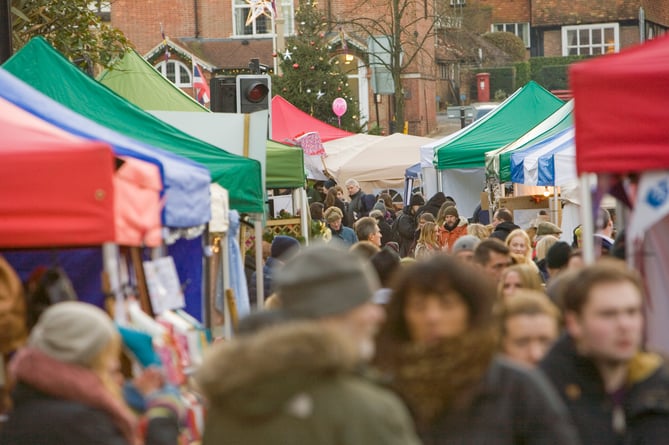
642,0,669,39
110,0,437,136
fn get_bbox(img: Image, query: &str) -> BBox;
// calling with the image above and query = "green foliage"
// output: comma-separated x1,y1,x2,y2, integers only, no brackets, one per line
11,0,131,71
514,61,531,87
535,65,570,90
529,55,587,81
272,0,360,132
482,32,526,62
493,89,508,101
367,123,385,135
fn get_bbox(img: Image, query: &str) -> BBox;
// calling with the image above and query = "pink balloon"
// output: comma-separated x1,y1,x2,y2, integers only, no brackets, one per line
332,97,347,117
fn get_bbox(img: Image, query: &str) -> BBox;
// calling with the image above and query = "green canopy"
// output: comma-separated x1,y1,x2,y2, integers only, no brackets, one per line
98,49,209,112
266,140,306,188
486,100,573,183
3,37,262,213
434,81,564,170
98,47,306,191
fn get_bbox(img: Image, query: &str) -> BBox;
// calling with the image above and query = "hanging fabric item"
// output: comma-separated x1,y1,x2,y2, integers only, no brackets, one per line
219,211,250,318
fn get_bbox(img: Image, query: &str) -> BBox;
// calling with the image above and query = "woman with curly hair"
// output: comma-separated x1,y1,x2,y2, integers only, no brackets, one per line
373,256,579,444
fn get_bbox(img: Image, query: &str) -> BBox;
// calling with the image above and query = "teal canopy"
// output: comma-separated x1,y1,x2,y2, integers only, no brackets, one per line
3,37,263,213
433,81,564,170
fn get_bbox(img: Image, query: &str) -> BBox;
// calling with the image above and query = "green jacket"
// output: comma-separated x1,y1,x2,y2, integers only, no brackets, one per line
196,322,422,445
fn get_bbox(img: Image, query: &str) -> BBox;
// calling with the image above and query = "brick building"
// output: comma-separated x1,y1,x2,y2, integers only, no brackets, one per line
110,0,437,136
642,0,669,38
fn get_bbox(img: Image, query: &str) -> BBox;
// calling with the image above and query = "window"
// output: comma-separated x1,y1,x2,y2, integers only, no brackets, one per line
233,0,271,36
562,23,619,56
88,1,111,21
449,0,465,5
280,0,295,36
154,60,192,87
491,23,530,48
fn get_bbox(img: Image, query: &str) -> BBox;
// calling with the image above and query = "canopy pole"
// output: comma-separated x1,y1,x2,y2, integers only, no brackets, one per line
553,187,559,225
102,243,126,323
579,174,596,264
254,216,264,309
220,235,233,339
297,188,310,245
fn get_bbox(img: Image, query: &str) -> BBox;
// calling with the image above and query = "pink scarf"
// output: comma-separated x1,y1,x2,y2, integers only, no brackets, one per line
10,347,139,445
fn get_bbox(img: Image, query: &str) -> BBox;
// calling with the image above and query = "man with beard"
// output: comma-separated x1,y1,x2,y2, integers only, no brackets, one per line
540,260,669,444
436,205,467,252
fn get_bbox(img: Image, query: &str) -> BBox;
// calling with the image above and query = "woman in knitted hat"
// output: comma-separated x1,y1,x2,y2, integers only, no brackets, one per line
1,301,139,444
2,301,185,445
373,256,579,444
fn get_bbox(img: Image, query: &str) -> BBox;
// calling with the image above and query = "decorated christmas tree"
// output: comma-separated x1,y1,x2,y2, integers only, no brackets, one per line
273,0,360,132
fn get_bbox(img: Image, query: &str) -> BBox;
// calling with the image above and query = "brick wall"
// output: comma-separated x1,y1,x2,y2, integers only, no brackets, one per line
541,23,639,56
112,0,196,54
475,0,530,24
532,0,640,26
643,0,669,26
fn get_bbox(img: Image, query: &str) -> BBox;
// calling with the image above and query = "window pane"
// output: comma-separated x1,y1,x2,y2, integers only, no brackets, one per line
592,47,602,55
604,28,614,44
569,48,578,55
567,30,577,46
179,65,191,84
235,8,252,35
255,15,269,34
592,28,602,45
166,63,176,82
579,29,589,46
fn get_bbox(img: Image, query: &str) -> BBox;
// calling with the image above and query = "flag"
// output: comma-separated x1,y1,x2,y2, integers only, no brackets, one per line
160,24,170,62
192,63,210,105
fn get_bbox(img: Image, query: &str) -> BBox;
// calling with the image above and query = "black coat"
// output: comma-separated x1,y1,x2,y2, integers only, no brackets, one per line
540,335,669,445
421,357,581,445
490,221,520,242
0,383,129,445
1,383,179,445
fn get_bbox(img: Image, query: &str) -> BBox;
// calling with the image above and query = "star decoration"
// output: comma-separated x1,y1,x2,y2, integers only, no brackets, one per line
244,0,274,26
283,49,292,60
316,90,325,100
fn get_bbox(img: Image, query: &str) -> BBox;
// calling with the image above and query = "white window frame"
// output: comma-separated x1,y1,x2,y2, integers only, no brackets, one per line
491,22,530,48
154,60,192,87
449,0,465,5
232,0,272,37
561,22,619,56
280,0,295,36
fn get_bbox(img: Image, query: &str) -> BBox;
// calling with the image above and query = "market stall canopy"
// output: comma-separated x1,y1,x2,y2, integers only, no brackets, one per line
3,37,262,213
485,100,573,183
0,97,162,248
571,33,669,174
98,57,304,192
266,140,306,189
271,95,354,144
510,127,574,186
433,81,564,170
98,49,209,112
334,133,433,192
0,69,211,229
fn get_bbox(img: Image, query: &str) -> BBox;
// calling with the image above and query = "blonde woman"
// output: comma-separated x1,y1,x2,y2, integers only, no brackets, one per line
414,221,441,260
498,264,545,301
467,223,491,240
505,229,536,266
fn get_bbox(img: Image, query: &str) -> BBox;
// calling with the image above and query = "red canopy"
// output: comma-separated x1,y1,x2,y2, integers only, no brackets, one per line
571,34,669,174
0,97,162,248
271,95,353,143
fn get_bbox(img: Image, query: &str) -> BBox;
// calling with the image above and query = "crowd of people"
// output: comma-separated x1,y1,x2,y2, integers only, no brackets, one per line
1,178,667,445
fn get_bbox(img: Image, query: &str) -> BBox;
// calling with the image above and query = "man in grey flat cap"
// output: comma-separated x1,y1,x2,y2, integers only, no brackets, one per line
196,244,421,445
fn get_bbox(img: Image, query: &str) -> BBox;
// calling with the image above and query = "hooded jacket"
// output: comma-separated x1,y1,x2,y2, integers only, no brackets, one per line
196,322,421,445
417,192,447,219
540,335,669,445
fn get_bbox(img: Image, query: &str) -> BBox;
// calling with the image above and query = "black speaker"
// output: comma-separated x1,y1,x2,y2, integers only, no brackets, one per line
210,76,237,112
